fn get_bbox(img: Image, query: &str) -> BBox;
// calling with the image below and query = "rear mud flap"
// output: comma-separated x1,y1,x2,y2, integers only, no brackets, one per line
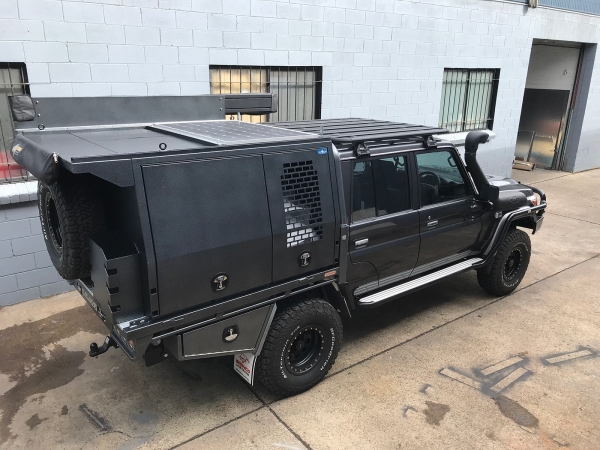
234,352,257,385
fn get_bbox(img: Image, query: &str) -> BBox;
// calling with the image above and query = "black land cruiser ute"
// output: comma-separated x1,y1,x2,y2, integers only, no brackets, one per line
10,94,546,396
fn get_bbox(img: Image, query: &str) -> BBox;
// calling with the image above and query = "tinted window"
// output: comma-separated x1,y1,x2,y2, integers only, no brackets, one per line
352,161,376,222
416,150,469,206
373,156,410,216
352,156,410,222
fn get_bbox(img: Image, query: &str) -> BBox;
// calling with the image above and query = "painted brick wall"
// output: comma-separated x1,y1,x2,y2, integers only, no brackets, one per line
0,201,72,306
2,0,600,177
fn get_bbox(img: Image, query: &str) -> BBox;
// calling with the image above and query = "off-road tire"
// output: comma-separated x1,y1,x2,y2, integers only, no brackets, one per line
477,228,531,296
38,174,105,280
257,298,343,397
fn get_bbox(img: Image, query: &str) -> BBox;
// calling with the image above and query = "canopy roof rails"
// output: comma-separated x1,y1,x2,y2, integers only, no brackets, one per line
268,118,448,156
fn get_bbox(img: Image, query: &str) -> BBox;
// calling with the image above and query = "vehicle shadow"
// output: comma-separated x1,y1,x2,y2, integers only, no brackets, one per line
342,270,489,345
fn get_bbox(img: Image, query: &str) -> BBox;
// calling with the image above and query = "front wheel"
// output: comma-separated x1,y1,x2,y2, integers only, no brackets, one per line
477,228,531,296
256,297,343,396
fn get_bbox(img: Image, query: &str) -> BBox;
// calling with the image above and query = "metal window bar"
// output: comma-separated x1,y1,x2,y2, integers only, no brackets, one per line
438,68,499,132
209,66,322,123
0,63,31,184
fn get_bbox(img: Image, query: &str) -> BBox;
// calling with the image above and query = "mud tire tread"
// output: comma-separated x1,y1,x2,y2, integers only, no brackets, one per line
477,228,531,296
38,175,105,280
257,298,343,397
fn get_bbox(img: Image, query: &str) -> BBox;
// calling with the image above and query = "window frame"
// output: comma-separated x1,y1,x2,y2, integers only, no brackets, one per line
438,68,500,132
350,153,415,224
414,147,475,209
208,65,323,123
1,62,31,184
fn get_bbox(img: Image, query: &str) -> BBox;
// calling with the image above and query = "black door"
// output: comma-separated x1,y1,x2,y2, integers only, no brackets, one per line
346,154,420,295
414,148,482,273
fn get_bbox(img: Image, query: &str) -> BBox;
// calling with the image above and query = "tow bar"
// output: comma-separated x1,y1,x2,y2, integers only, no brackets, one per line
89,335,119,357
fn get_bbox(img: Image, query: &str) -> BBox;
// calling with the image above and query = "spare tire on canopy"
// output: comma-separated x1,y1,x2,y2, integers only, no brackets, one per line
38,173,106,280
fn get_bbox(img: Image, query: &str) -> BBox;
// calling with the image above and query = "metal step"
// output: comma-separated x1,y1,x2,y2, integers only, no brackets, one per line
358,258,482,306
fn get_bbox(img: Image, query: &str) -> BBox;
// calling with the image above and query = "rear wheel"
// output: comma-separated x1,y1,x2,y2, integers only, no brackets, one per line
38,174,105,280
257,297,343,396
477,228,531,296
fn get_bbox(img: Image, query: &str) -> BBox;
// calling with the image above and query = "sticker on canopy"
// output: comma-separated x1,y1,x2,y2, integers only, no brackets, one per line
317,148,328,155
234,352,257,385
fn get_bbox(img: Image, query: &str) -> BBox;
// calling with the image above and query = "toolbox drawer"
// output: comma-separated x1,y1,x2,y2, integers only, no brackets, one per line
165,305,274,359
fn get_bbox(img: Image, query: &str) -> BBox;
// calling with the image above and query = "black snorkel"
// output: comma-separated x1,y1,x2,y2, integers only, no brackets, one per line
464,131,499,202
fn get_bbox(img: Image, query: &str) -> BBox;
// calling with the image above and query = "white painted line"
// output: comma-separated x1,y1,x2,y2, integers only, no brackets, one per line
272,444,305,450
440,368,480,390
481,356,523,376
546,349,593,364
490,367,528,393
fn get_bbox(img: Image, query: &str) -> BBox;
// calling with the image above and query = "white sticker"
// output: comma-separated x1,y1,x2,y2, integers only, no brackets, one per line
234,352,256,385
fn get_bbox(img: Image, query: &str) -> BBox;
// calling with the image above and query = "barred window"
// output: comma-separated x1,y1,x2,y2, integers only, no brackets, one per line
438,69,500,132
1,63,30,184
209,66,322,123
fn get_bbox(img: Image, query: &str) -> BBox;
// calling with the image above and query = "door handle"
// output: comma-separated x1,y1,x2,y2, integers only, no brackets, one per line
427,220,438,228
354,238,369,247
470,203,478,209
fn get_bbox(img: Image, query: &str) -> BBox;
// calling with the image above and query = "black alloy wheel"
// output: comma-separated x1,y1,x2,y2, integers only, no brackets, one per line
257,297,343,396
285,326,325,374
476,228,531,296
503,248,522,282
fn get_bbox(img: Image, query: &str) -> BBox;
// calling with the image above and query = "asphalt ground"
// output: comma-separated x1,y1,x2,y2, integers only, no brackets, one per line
0,168,598,450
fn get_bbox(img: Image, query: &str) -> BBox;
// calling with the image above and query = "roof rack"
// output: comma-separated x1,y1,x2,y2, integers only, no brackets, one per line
268,118,448,153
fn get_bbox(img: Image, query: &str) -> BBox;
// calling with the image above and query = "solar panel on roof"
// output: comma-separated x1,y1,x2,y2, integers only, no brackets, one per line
149,120,316,146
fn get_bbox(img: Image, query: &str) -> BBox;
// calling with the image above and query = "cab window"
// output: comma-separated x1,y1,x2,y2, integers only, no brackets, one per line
352,156,410,222
352,161,376,222
416,150,470,207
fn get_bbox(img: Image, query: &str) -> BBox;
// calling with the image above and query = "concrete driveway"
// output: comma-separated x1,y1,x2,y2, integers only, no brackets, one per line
1,168,599,450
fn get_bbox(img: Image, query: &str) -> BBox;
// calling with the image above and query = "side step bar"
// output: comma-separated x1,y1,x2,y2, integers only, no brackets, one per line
358,258,482,306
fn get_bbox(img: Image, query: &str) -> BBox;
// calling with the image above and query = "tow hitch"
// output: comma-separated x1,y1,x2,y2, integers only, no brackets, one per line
89,335,119,357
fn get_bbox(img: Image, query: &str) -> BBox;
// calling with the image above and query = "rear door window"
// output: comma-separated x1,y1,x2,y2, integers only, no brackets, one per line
352,161,376,222
352,155,410,222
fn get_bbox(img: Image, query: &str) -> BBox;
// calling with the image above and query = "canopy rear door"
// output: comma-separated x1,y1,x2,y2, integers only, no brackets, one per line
143,155,272,315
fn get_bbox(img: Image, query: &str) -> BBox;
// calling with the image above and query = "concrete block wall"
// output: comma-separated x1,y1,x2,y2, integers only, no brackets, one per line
1,0,600,176
0,200,72,306
1,0,600,305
